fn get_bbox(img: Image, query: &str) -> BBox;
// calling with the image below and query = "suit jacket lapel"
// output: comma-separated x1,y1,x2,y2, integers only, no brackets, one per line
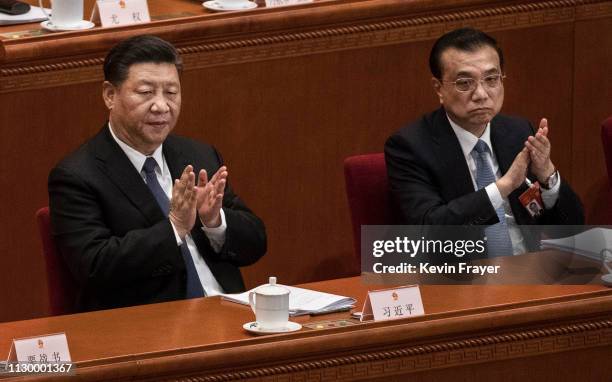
431,108,475,198
92,125,166,225
490,117,516,175
163,136,192,183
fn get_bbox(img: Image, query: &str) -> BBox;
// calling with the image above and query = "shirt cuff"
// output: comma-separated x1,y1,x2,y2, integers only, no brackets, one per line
201,208,227,253
541,171,561,209
485,183,504,210
169,220,184,246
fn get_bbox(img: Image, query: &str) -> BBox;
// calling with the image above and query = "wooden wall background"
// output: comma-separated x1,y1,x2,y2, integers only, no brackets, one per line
0,0,610,322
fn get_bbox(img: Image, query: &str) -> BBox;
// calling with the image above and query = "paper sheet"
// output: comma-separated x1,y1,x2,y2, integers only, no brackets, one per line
221,285,356,316
541,227,612,261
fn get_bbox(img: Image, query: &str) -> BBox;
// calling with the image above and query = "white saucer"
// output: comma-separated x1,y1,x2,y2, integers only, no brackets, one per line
243,321,302,335
203,0,258,12
602,273,612,287
40,20,95,32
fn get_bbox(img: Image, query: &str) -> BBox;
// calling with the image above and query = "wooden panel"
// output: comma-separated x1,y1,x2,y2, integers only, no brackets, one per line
572,16,612,224
496,24,574,182
0,83,107,320
0,278,611,381
0,0,610,322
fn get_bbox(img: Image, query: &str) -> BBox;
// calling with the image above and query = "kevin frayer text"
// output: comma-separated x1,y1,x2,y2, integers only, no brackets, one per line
373,262,500,275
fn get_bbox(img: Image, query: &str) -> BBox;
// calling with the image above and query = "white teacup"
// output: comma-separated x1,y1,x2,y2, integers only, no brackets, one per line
248,276,290,330
39,0,84,28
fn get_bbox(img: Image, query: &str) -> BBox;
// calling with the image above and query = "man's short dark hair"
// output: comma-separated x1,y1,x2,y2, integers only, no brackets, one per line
103,35,183,85
429,28,504,79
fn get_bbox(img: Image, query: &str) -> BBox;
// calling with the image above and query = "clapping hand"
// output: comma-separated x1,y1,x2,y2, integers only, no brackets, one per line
169,165,198,239
196,166,228,228
525,118,556,182
496,147,530,198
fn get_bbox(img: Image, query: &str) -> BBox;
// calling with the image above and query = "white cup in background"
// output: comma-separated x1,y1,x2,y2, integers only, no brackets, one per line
248,276,290,331
39,0,84,28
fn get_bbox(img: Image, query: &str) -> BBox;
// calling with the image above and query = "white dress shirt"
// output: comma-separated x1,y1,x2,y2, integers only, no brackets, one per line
447,116,560,255
109,125,225,295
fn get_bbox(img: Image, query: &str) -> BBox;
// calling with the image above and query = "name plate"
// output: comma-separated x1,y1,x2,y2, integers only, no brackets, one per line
265,0,313,8
7,333,72,363
361,285,425,322
96,0,150,28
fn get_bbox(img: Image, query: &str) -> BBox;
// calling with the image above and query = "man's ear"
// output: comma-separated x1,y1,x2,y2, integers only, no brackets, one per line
102,81,116,110
431,77,443,105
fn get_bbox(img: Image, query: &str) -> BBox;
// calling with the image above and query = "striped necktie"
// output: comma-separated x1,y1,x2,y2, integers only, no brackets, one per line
470,140,513,257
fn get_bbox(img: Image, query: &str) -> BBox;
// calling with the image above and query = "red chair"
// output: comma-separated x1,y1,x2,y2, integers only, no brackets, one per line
36,207,77,315
344,153,396,264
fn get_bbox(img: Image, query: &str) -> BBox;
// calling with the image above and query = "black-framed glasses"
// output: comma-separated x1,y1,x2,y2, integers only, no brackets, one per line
442,74,506,92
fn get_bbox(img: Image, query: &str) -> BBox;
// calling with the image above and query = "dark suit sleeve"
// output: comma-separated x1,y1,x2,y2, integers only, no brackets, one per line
385,132,499,225
49,165,182,290
537,179,585,225
192,148,267,267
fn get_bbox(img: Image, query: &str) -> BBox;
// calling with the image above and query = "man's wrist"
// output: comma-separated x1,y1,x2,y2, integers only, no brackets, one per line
537,163,556,184
539,169,559,190
201,213,221,228
175,227,189,240
495,178,511,199
169,216,189,240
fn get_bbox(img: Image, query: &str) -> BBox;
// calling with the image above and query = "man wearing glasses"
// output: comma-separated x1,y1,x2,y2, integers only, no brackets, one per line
385,28,583,256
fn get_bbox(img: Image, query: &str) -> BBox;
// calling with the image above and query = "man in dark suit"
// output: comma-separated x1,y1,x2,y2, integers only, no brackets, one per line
49,35,266,312
385,28,583,256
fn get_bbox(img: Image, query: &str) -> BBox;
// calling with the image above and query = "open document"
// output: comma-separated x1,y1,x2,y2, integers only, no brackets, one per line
221,285,356,316
541,227,612,261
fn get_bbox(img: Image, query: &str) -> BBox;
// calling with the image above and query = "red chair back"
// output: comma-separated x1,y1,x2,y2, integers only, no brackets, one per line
344,153,396,263
36,207,77,315
601,117,612,223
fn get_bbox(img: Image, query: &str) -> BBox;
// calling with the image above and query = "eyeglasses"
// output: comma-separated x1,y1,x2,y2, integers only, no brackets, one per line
442,74,506,93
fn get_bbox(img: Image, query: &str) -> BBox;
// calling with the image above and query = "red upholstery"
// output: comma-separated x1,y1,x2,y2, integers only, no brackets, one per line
36,207,77,315
344,153,396,263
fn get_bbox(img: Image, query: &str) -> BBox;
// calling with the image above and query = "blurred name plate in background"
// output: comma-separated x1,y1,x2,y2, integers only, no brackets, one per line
92,0,150,28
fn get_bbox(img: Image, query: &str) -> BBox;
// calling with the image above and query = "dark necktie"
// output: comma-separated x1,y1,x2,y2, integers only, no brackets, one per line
142,157,206,298
471,140,514,257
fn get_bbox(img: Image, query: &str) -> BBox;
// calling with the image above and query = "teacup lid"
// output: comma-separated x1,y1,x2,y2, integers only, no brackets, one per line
255,276,290,296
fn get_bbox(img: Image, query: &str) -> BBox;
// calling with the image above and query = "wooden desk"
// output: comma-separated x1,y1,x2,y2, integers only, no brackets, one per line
1,277,612,381
1,0,611,322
